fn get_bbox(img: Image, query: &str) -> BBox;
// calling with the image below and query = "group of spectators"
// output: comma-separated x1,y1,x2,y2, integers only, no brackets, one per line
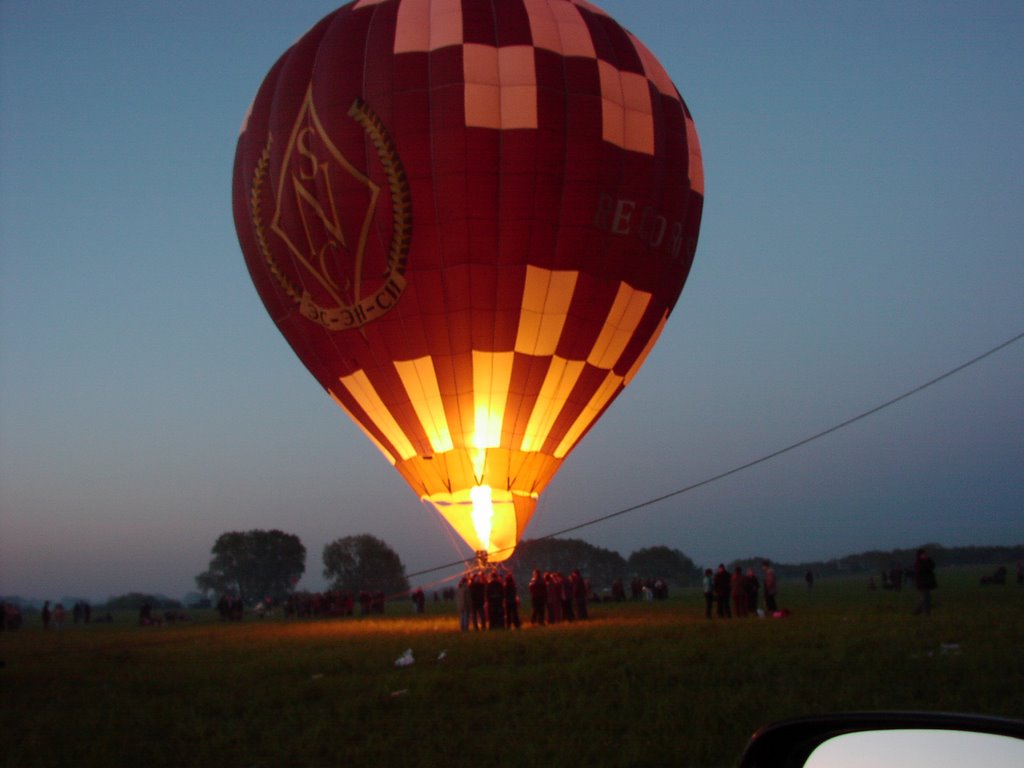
451,567,594,631
282,590,390,618
703,561,779,619
1,599,114,631
454,569,522,630
527,569,591,625
1,602,24,630
609,577,670,601
139,601,190,626
215,593,245,621
39,600,101,629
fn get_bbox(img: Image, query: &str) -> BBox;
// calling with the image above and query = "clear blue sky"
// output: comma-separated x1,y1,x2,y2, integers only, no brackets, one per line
2,1,1022,602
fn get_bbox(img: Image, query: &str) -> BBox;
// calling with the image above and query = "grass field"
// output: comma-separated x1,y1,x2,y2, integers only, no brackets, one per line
3,567,1022,767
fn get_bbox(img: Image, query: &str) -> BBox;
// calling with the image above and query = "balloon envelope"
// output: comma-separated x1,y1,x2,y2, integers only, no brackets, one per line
233,0,703,562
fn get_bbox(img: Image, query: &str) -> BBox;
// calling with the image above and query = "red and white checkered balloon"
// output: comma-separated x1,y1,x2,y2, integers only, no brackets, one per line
233,0,703,561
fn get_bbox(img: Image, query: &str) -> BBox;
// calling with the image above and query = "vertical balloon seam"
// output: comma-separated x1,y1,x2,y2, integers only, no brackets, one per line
321,3,370,411
325,5,412,470
274,25,348,441
341,5,424,472
501,1,529,486
425,1,467,503
524,0,574,492
315,5,375,467
501,0,549,502
550,2,622,462
261,38,350,450
503,0,552,501
488,0,512,500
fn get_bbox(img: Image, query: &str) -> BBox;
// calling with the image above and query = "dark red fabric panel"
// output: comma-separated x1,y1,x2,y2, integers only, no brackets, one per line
579,6,643,75
506,353,553,442
461,0,496,46
493,0,533,47
428,44,464,88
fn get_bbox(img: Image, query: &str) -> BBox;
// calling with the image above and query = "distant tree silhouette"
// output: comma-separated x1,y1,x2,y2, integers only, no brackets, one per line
322,534,410,596
509,538,627,589
627,546,701,586
196,529,305,606
103,592,182,611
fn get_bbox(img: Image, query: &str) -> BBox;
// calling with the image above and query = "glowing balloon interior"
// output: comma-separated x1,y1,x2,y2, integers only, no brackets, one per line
233,0,704,562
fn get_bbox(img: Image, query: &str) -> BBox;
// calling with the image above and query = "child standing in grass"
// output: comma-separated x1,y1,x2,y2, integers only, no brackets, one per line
702,569,714,619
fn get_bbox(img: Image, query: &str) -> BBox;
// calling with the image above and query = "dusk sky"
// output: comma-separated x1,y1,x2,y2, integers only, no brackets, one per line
2,1,1022,602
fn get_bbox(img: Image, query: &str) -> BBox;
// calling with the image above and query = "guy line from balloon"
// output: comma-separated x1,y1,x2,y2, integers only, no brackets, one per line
234,0,704,567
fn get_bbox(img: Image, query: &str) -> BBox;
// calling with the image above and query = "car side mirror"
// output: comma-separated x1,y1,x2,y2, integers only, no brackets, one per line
804,727,1024,767
739,712,1024,768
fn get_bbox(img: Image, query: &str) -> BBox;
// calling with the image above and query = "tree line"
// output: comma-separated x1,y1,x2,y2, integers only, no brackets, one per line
191,530,1024,608
194,530,411,607
506,538,703,591
192,530,705,606
762,542,1024,580
5,537,1019,614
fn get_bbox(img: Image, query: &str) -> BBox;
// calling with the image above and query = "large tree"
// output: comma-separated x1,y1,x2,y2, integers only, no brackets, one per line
195,529,305,605
322,534,409,595
509,537,627,589
627,546,701,586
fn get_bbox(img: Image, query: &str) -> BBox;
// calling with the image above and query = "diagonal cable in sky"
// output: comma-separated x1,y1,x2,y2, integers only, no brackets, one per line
407,330,1024,579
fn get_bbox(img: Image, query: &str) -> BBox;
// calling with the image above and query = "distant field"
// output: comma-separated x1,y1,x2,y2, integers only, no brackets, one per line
2,567,1022,767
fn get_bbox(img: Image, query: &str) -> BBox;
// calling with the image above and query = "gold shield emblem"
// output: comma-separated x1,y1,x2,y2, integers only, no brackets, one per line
250,88,411,330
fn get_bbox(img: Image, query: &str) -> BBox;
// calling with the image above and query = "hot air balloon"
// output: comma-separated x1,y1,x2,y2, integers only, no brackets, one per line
232,0,703,563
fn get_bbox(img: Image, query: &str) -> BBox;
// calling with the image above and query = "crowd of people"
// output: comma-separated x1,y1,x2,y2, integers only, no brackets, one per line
139,601,191,626
1,602,24,630
453,569,521,630
11,547,986,632
702,560,780,619
281,590,390,618
615,576,670,601
450,567,598,631
38,600,101,629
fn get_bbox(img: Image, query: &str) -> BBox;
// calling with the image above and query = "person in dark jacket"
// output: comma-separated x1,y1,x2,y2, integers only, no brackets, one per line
504,574,521,629
469,573,487,630
702,568,714,619
571,569,588,620
731,566,748,617
744,567,760,616
913,548,937,615
713,564,731,618
528,569,547,626
486,572,505,629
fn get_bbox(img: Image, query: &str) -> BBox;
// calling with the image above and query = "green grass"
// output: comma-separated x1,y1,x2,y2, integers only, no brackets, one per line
2,567,1022,767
